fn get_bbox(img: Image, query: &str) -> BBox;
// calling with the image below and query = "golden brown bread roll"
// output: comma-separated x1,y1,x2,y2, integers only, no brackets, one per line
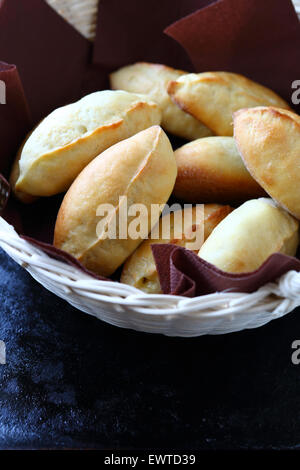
121,204,232,293
54,126,177,277
173,137,265,203
11,90,161,199
110,62,212,140
167,72,291,136
198,198,299,274
234,106,300,219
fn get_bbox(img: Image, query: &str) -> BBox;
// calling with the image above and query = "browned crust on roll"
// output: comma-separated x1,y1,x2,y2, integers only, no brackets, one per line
233,106,300,219
13,91,161,198
173,166,265,203
234,106,300,129
167,72,291,136
172,137,266,204
167,80,191,112
54,126,177,277
10,130,38,204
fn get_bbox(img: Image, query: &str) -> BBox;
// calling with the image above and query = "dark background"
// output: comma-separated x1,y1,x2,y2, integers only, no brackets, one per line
1,247,300,451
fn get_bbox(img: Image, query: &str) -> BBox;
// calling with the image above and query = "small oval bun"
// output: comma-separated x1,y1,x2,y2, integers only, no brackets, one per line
198,198,299,274
54,126,177,277
173,137,265,203
11,90,161,199
110,62,212,140
121,204,233,293
167,72,291,136
234,106,300,219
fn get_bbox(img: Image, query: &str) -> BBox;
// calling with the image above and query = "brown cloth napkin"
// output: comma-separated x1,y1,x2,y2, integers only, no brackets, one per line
0,0,300,296
0,62,31,174
0,0,91,123
93,0,215,70
165,0,300,111
152,245,300,297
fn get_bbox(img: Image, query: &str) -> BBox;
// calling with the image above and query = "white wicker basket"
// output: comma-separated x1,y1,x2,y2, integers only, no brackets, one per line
0,0,299,337
1,216,300,336
46,0,99,40
294,0,300,16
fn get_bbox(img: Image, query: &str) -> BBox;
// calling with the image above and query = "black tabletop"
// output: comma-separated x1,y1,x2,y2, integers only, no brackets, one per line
1,247,300,451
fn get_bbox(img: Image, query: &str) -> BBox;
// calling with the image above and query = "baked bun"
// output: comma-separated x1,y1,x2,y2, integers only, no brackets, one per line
234,106,300,219
173,137,265,203
110,62,212,140
198,198,299,274
11,90,161,199
54,126,177,277
121,204,232,293
167,72,291,136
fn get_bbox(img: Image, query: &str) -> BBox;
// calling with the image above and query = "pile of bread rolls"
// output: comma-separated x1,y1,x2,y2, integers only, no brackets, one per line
10,63,300,294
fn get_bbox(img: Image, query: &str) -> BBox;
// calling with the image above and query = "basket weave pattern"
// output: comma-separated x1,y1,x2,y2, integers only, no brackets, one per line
1,0,300,336
46,0,98,40
1,217,300,336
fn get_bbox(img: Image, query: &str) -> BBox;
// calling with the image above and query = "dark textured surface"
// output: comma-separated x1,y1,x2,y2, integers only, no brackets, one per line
1,248,300,450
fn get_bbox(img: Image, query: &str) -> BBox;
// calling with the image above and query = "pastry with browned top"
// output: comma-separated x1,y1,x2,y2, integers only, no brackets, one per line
11,90,161,199
110,62,212,140
173,136,265,203
167,72,291,136
54,126,177,277
234,106,300,219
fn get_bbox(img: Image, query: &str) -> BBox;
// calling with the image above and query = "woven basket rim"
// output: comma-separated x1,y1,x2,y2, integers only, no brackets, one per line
1,215,300,317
